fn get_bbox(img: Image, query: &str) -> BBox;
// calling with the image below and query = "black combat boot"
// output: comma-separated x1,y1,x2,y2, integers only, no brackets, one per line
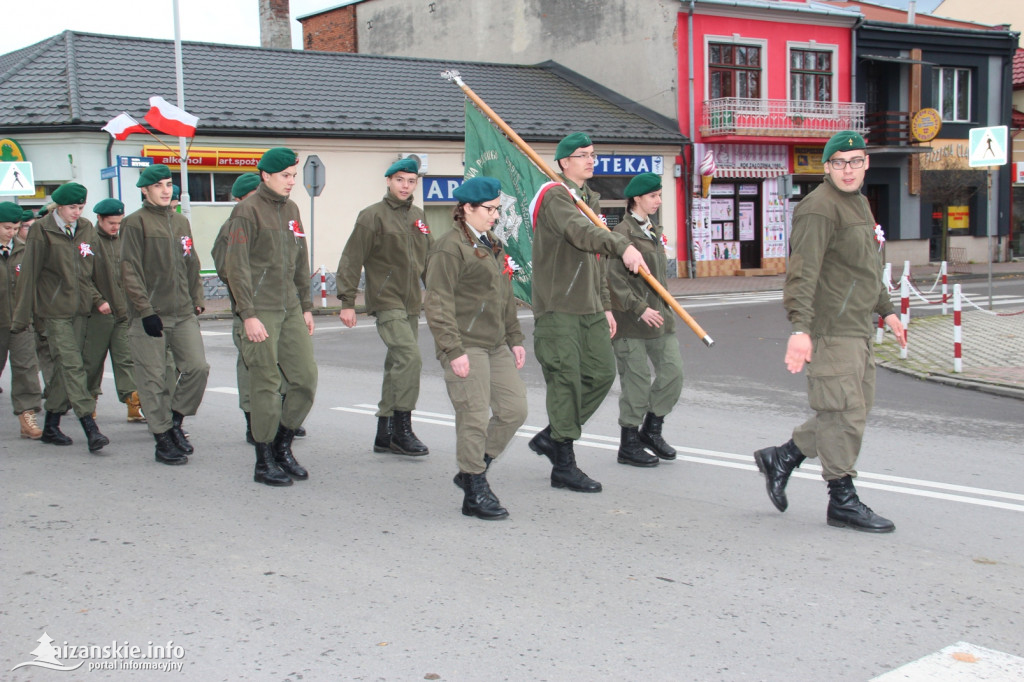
528,425,556,465
390,410,428,456
551,439,602,493
462,472,509,520
273,424,308,480
40,411,73,446
638,412,676,460
826,476,895,533
373,416,393,452
154,431,188,465
618,425,659,467
254,442,292,486
295,425,307,438
79,415,109,453
170,410,194,454
753,439,806,512
453,455,494,490
244,412,255,445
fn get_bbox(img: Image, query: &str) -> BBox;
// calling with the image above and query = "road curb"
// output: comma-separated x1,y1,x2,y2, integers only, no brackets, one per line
877,360,1024,401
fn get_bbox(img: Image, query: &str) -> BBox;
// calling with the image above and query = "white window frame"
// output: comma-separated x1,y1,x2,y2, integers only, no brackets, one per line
932,66,972,123
704,34,769,109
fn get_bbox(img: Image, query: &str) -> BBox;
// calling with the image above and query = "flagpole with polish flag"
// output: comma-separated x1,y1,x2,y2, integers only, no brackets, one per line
102,113,147,141
172,0,191,220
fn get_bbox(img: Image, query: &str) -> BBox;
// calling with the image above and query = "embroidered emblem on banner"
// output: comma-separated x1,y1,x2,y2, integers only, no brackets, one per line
181,235,193,256
288,220,305,238
874,224,885,252
415,219,430,235
78,243,93,257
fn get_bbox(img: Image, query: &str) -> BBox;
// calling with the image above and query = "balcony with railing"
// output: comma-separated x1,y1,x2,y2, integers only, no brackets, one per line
701,98,867,139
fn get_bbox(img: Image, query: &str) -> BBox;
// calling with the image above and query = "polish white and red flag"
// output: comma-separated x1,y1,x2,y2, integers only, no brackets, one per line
102,112,147,140
144,96,198,138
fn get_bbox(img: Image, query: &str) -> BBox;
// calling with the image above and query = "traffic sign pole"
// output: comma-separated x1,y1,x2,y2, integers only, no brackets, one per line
968,125,1008,310
303,155,326,276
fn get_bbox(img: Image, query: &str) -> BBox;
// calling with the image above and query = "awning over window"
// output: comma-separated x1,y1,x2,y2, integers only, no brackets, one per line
860,54,934,66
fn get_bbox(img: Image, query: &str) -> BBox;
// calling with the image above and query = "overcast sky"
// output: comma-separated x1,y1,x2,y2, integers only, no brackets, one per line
3,0,950,56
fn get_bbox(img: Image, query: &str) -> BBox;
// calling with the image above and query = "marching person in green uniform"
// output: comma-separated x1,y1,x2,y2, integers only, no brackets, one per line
222,148,317,487
607,173,683,468
527,132,649,493
12,182,109,451
83,198,144,423
424,177,528,520
337,157,433,457
121,164,210,465
0,202,43,439
754,131,906,533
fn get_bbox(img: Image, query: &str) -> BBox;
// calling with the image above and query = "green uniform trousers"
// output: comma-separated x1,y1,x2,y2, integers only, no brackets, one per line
128,313,209,434
34,323,54,397
612,334,684,428
375,308,422,416
232,314,292,414
43,316,94,417
534,311,616,442
442,345,528,475
84,313,136,403
792,335,874,481
1,328,42,415
239,307,317,443
232,315,251,412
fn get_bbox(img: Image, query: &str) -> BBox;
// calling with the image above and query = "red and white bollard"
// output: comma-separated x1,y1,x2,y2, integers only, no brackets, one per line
899,275,910,359
320,265,327,308
901,260,910,285
953,283,962,373
940,260,948,316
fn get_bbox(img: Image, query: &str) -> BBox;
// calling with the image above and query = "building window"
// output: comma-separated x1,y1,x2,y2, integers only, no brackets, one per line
790,49,832,102
185,172,245,203
709,43,761,99
932,67,971,122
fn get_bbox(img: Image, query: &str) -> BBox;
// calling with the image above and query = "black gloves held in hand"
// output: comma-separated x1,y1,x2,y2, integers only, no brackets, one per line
142,314,163,337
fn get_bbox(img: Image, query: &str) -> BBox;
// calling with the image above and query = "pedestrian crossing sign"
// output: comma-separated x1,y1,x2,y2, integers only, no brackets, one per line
968,126,1008,167
0,161,35,196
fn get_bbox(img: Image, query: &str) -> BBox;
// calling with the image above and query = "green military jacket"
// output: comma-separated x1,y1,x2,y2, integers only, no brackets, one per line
784,175,894,338
608,212,675,339
424,224,525,362
12,213,101,330
336,192,433,316
1,237,27,328
531,175,630,317
210,220,236,314
120,201,205,320
92,228,129,321
221,183,312,319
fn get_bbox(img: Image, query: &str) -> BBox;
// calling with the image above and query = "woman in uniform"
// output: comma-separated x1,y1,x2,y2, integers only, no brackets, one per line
424,177,528,520
607,172,684,468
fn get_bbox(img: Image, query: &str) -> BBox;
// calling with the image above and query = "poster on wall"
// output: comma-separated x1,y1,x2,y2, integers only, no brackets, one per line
711,199,734,221
739,202,755,241
691,198,713,261
712,223,724,240
762,177,788,258
711,241,740,260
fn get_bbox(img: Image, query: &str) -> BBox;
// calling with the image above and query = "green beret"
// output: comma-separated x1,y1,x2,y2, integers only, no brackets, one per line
172,184,181,200
94,198,125,216
453,177,501,204
555,132,593,160
231,173,261,199
257,147,299,174
384,158,419,177
37,206,50,218
136,164,172,187
0,201,23,223
51,182,88,206
822,130,866,162
624,172,662,198
21,209,35,221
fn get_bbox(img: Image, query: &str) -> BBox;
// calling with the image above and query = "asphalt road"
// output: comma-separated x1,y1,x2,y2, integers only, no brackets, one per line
2,293,1021,681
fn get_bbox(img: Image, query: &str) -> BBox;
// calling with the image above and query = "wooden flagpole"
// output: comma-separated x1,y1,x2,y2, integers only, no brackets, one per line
443,69,714,347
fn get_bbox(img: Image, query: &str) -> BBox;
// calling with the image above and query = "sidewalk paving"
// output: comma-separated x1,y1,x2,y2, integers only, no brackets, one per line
202,261,1024,399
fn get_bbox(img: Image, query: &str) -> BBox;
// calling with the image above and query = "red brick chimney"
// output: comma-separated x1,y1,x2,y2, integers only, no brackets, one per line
298,5,359,53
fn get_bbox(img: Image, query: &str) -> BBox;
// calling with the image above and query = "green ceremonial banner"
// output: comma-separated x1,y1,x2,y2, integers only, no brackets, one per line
463,100,551,304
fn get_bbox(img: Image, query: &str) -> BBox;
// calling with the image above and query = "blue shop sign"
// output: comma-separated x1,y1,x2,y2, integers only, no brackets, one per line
423,176,464,202
594,155,664,176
